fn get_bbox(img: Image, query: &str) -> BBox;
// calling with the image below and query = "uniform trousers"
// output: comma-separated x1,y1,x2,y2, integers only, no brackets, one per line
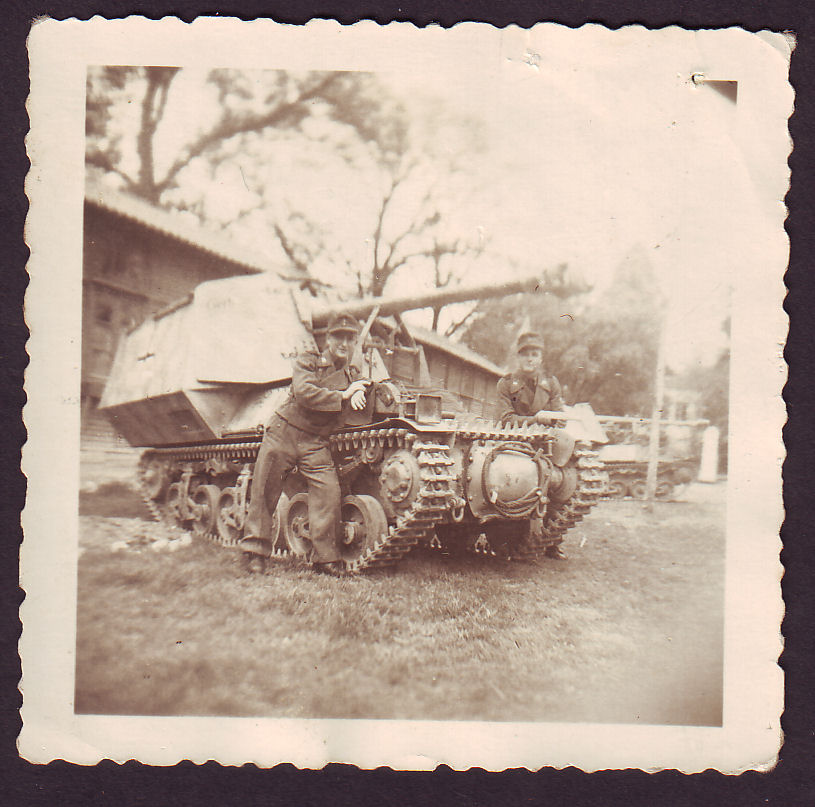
243,414,342,563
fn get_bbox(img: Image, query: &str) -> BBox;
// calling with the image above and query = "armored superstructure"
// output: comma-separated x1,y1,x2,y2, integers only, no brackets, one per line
101,270,607,570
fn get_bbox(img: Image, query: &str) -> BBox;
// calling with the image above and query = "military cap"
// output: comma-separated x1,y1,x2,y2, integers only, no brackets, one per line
326,312,361,336
516,331,545,353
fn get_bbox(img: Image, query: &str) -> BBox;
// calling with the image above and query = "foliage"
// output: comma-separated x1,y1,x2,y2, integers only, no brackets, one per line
670,320,730,469
86,67,487,301
461,249,662,415
87,67,372,204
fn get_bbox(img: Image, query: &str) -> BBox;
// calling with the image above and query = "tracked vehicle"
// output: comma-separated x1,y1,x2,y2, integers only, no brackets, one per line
100,270,607,571
597,416,708,500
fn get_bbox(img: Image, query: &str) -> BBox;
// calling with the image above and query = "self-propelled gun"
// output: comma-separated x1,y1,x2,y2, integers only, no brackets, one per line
100,269,607,571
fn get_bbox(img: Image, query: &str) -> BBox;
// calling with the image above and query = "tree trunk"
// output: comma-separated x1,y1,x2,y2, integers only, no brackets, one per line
431,306,441,331
134,67,179,204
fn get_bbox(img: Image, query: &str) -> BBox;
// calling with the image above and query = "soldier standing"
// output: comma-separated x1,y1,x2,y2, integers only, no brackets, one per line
496,330,568,559
240,313,370,575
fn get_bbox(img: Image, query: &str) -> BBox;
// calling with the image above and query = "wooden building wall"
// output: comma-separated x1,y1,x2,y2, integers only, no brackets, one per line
79,201,505,488
422,344,500,419
80,204,258,489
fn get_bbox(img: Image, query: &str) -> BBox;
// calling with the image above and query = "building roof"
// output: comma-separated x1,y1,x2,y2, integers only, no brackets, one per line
84,174,279,276
411,325,505,377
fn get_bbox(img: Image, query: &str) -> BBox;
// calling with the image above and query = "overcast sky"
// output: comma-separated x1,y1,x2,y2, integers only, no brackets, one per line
376,29,768,369
103,26,789,371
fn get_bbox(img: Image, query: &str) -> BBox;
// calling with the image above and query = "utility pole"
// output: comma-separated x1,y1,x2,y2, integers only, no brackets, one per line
644,299,667,511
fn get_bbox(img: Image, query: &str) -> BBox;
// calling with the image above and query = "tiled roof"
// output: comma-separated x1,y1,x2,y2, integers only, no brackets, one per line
84,175,279,275
411,325,505,377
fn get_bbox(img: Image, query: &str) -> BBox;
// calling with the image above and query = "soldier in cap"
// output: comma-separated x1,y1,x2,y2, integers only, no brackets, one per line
240,312,370,576
496,330,568,559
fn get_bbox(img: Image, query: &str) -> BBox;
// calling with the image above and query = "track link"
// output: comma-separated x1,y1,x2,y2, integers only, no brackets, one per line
137,440,262,545
332,432,455,573
137,452,177,535
138,429,454,573
515,442,607,558
137,429,604,569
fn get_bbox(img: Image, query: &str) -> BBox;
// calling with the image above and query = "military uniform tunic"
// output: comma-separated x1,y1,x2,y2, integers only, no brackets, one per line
496,370,565,426
495,368,566,555
243,349,360,562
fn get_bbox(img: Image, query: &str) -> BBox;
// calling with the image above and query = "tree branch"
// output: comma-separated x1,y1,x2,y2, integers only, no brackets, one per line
371,173,399,279
444,307,478,338
155,73,340,197
136,69,179,201
381,209,441,273
383,248,438,277
217,199,265,230
153,76,172,131
86,152,136,189
273,223,311,275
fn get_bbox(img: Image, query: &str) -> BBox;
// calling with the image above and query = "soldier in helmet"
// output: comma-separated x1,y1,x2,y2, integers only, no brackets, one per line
496,330,568,559
240,313,370,576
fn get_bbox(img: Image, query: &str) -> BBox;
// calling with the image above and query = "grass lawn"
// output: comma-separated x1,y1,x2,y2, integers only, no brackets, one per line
75,484,725,725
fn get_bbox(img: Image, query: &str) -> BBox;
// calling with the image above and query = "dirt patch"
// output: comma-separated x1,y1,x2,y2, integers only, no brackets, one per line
74,483,725,725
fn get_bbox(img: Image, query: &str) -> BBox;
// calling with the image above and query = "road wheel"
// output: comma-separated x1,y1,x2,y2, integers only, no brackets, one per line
191,484,220,538
608,479,629,498
282,492,312,558
216,486,243,544
167,482,188,525
629,480,647,499
339,494,389,563
655,480,675,499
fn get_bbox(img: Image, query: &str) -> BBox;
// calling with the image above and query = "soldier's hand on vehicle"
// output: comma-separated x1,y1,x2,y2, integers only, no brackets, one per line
350,388,368,411
534,410,553,424
342,379,369,400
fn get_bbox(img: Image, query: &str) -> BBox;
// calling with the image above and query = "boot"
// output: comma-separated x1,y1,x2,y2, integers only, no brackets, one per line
240,536,273,557
313,560,347,577
544,543,567,560
241,551,267,574
240,535,273,574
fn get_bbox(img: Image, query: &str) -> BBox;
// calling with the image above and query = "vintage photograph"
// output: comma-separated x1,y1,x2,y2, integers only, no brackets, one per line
21,20,788,770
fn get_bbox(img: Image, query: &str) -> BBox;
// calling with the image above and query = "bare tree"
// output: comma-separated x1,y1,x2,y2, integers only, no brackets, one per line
86,66,144,186
87,67,487,309
86,67,384,206
425,236,488,331
368,165,441,295
217,94,488,304
364,116,486,299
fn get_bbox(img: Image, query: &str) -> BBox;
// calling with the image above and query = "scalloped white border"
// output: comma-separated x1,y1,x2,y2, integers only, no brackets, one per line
21,18,789,771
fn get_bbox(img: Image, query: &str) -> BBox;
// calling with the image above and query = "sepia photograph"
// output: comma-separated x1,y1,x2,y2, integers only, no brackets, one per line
21,19,788,770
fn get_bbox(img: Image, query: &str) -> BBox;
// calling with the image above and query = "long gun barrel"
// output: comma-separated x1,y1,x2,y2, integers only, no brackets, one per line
310,269,584,328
